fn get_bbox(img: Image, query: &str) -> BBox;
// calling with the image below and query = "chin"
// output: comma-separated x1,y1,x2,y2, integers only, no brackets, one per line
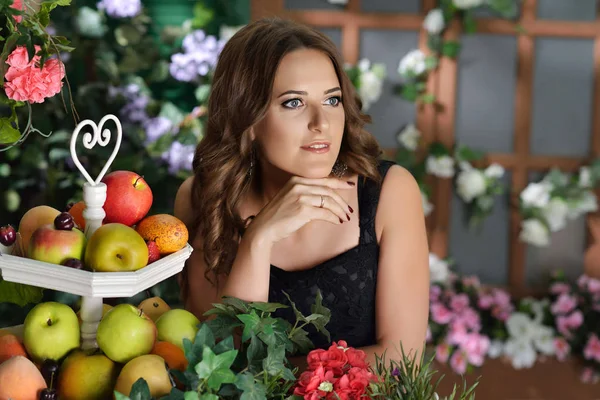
296,167,333,179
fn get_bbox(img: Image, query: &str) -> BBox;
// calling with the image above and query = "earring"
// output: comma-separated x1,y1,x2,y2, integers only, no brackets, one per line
248,146,256,178
331,159,348,178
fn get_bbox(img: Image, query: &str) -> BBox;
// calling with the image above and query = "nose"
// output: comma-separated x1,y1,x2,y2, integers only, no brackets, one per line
307,105,329,133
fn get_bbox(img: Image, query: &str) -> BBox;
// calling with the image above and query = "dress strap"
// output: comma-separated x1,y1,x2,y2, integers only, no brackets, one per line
358,159,396,245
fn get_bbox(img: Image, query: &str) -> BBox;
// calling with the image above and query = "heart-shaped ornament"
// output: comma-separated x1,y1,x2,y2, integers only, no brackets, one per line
69,114,123,186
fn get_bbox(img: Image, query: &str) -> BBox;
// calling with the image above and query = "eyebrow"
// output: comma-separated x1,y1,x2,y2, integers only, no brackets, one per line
277,87,341,98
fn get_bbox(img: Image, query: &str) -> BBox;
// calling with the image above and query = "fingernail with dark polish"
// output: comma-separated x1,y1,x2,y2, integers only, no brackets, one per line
347,181,355,186
339,217,344,223
348,205,354,213
346,214,350,221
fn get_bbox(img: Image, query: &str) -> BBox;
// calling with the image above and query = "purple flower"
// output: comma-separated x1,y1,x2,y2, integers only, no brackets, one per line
143,116,174,144
97,0,141,18
169,30,224,82
391,367,400,376
162,141,195,175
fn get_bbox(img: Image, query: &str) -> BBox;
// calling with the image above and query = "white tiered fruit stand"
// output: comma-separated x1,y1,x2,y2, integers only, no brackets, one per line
0,114,193,349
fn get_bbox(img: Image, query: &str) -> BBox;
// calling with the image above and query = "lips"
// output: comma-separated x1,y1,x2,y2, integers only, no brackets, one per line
301,142,330,150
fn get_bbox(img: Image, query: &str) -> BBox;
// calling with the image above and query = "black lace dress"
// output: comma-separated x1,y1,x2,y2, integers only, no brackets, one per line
268,160,395,352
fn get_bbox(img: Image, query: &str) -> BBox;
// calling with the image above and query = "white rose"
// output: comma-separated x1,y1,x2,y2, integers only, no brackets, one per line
421,191,433,216
569,190,598,219
358,70,383,111
458,161,472,171
476,195,494,212
423,8,445,35
452,0,485,9
398,49,427,77
506,312,537,341
504,338,537,369
426,155,455,178
456,168,486,202
542,197,569,232
578,166,592,188
484,163,504,179
532,325,556,356
397,124,421,151
519,219,550,247
219,25,245,42
429,253,449,283
357,58,370,72
520,182,551,208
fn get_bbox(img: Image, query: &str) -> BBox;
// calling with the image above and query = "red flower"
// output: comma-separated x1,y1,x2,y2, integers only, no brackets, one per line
308,345,348,374
294,365,337,399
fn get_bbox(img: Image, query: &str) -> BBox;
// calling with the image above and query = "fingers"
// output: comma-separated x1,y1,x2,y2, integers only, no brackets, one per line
298,193,349,224
294,184,353,218
290,176,356,190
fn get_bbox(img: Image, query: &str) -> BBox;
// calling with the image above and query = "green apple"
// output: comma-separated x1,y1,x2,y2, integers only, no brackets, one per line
84,223,148,272
155,309,200,350
96,304,156,363
58,349,119,400
28,224,86,265
23,302,80,362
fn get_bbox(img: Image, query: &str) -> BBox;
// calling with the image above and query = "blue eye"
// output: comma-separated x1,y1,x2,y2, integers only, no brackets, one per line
327,96,342,107
282,98,303,109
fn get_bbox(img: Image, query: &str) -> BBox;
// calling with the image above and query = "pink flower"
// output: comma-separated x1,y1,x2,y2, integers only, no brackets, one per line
430,303,453,325
455,307,481,331
492,289,511,308
491,305,512,322
477,294,494,310
460,333,490,367
587,277,600,294
550,293,577,315
580,367,599,384
4,46,65,103
449,350,467,374
11,0,23,23
549,282,571,295
554,337,570,361
578,275,590,290
447,321,468,346
556,311,584,338
435,343,450,363
583,334,600,362
430,285,442,302
450,294,470,313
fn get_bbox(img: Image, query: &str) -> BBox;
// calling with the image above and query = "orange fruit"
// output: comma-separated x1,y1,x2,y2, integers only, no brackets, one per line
0,334,28,364
68,201,86,229
135,214,188,256
151,341,188,372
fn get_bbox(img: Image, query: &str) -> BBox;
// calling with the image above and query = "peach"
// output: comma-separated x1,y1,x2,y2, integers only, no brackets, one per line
0,355,47,400
18,205,61,254
0,334,28,364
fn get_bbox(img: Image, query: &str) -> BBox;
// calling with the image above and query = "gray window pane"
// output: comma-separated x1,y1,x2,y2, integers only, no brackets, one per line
284,0,343,10
318,28,342,51
530,38,594,157
359,29,419,148
360,0,420,13
537,0,597,21
449,172,511,285
455,34,517,153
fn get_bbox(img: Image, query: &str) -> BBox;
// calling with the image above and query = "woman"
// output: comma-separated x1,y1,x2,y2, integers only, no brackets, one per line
174,17,430,366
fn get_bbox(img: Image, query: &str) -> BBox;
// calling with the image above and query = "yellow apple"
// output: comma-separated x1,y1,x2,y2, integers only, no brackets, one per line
57,349,119,400
96,304,156,363
114,354,173,398
155,309,200,350
138,297,171,322
84,223,148,272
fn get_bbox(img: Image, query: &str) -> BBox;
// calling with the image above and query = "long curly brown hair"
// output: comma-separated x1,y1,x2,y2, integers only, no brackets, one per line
180,17,382,300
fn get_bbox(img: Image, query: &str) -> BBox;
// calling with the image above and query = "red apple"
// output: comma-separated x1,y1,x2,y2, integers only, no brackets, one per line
146,240,160,264
101,171,153,227
28,224,86,265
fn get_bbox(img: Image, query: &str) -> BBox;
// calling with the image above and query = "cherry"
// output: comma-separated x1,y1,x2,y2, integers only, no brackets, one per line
39,388,57,400
0,224,16,246
54,212,75,231
61,258,83,270
40,359,59,387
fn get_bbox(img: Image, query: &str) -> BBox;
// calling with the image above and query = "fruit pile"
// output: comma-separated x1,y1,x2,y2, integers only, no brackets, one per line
0,170,189,272
0,297,200,399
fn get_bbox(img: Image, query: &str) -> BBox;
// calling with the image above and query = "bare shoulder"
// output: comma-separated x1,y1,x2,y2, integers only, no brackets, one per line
376,164,424,231
174,176,195,228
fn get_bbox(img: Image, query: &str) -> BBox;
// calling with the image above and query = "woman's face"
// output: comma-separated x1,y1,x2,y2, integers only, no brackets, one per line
252,48,345,179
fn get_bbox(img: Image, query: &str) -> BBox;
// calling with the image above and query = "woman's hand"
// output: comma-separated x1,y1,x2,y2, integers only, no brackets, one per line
247,176,355,245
